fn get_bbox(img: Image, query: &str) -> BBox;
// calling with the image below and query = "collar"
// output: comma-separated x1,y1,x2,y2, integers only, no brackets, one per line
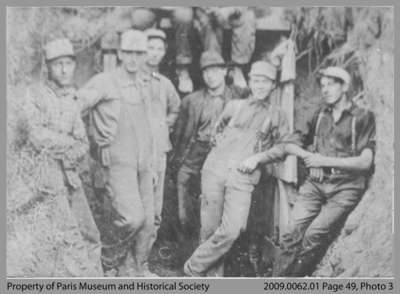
45,79,76,98
322,100,357,117
116,67,150,87
205,85,229,99
248,95,271,109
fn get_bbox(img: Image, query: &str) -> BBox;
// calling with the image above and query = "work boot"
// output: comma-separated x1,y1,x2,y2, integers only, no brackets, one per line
231,66,247,88
177,67,193,93
142,269,159,277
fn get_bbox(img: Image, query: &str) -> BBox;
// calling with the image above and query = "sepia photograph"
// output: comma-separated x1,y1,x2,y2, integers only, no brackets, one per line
6,5,393,278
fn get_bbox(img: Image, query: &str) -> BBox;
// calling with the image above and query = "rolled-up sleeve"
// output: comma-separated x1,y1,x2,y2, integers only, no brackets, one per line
356,110,376,155
260,109,302,161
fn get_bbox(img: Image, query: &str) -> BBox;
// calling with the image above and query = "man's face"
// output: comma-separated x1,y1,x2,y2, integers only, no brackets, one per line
320,76,348,105
249,75,275,100
47,56,76,87
202,66,226,90
118,50,147,73
146,38,166,67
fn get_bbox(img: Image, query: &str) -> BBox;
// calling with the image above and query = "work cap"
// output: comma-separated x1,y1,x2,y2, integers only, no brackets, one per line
318,66,351,85
200,51,226,70
44,38,75,61
120,29,148,52
249,61,277,81
146,28,167,41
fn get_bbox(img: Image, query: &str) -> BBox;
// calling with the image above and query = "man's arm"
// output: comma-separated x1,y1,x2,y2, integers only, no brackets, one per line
77,73,114,115
171,95,189,151
24,88,75,155
303,149,373,172
304,109,376,172
214,99,243,133
254,143,311,165
165,79,181,130
62,111,90,169
238,110,304,173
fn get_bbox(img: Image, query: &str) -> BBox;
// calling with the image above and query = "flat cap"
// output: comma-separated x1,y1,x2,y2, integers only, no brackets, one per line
249,61,277,81
200,50,225,70
146,28,167,41
318,66,351,85
44,38,75,61
120,29,148,52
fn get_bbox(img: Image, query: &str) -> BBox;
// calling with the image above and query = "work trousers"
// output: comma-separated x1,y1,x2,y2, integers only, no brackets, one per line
184,167,260,276
177,141,211,231
130,7,256,66
273,177,365,277
69,186,103,275
147,154,167,252
174,7,256,65
101,164,155,275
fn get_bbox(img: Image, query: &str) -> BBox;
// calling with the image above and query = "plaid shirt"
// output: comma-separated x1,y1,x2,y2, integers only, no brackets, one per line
24,80,89,191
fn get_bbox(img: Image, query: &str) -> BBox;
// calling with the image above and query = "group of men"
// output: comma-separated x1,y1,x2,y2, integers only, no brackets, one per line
23,17,376,277
130,6,257,92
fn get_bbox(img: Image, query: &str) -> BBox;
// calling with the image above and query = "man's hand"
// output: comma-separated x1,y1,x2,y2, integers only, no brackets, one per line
237,153,262,174
304,153,327,168
309,167,324,182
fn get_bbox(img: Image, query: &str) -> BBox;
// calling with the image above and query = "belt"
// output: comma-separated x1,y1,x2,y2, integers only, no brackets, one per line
322,167,360,179
323,167,347,175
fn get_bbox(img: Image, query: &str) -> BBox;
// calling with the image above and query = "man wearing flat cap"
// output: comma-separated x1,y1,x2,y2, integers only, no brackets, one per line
143,28,181,253
81,29,160,277
183,60,301,277
23,37,103,276
173,50,247,241
244,66,376,277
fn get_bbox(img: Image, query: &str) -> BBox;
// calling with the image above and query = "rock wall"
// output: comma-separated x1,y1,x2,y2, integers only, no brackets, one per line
314,11,394,277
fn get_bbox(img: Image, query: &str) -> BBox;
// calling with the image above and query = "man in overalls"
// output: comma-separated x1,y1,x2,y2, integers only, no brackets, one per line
173,50,247,237
82,30,158,277
183,61,301,277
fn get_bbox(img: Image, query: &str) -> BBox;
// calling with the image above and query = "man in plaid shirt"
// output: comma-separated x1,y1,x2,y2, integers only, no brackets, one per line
24,38,102,276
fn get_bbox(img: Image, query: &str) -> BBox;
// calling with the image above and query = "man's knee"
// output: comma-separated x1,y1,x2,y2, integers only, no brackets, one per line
177,168,193,185
172,7,193,24
302,226,329,250
213,225,241,246
117,211,146,234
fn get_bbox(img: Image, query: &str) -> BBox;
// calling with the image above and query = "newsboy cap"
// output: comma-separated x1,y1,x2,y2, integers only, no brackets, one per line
249,61,277,81
318,66,351,85
120,29,148,52
200,51,226,70
44,38,75,61
146,28,167,41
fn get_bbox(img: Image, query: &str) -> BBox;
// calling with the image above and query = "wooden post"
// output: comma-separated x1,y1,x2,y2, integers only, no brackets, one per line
100,32,119,72
270,39,297,241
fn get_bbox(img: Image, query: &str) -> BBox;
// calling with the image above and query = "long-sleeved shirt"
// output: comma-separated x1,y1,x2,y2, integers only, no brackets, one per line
203,96,301,174
173,85,248,164
24,80,88,192
196,92,225,142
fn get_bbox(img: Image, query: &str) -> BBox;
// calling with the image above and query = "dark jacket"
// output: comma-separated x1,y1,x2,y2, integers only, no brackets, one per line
172,84,248,164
